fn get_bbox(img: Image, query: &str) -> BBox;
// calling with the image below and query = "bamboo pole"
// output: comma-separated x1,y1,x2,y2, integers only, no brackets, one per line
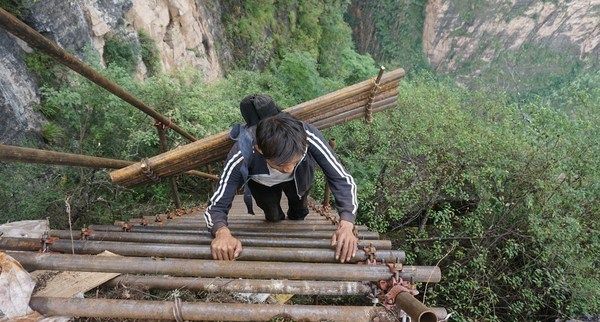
156,123,182,208
109,68,405,186
0,8,197,142
304,87,398,125
365,66,386,123
0,144,132,168
48,229,393,249
323,138,336,208
7,251,441,282
0,144,219,180
314,96,398,129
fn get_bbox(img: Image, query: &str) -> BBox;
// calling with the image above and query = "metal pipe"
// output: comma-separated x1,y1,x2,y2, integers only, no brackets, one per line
8,251,441,282
29,297,395,322
162,218,335,224
0,237,405,263
0,8,198,142
395,292,439,322
149,223,370,231
49,230,392,249
88,225,380,239
108,275,372,295
0,144,218,180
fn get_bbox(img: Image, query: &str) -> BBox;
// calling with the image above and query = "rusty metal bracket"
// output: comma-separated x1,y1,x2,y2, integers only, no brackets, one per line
378,277,418,309
140,158,160,182
375,260,418,309
121,222,133,232
41,235,59,253
308,199,339,225
362,243,377,265
81,227,94,240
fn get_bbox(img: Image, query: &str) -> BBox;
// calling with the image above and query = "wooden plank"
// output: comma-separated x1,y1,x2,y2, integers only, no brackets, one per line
30,251,120,298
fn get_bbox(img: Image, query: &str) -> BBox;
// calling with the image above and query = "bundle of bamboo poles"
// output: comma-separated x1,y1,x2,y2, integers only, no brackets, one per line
110,68,405,186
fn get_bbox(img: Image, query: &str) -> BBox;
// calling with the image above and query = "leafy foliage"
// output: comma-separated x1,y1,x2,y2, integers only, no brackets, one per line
138,30,161,76
221,0,376,83
103,35,139,73
3,3,598,321
345,0,429,71
0,0,34,17
327,70,600,320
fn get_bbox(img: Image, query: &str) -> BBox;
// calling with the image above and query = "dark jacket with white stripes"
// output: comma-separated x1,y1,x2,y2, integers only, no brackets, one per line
204,122,358,236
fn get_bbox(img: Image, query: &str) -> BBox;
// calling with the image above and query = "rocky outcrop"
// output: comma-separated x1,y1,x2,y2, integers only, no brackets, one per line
0,0,231,143
0,30,43,144
423,0,599,72
124,0,225,81
347,0,598,88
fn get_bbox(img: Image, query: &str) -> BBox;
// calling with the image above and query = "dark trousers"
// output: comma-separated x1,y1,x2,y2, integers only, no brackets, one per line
247,179,310,222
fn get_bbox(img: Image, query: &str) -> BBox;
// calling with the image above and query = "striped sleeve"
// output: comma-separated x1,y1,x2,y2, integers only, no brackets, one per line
203,143,245,236
305,124,358,223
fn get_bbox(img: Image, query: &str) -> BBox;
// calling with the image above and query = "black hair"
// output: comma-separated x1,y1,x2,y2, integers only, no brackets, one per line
240,94,281,127
256,113,307,166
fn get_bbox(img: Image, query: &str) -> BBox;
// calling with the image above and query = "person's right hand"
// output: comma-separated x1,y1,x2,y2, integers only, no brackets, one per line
211,227,242,260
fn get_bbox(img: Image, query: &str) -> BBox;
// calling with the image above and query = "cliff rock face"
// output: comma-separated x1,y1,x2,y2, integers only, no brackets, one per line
0,30,42,144
124,0,226,81
0,0,231,144
423,0,599,72
347,0,598,88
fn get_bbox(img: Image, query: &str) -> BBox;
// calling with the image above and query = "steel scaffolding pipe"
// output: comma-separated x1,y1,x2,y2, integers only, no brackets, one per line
108,275,372,296
88,225,380,239
29,297,393,322
0,237,405,263
49,230,392,249
134,222,370,231
141,214,330,222
8,251,441,282
163,218,336,224
0,8,197,142
395,292,438,322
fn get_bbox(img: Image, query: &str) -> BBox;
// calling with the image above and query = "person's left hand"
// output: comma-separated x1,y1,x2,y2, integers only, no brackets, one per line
331,220,358,263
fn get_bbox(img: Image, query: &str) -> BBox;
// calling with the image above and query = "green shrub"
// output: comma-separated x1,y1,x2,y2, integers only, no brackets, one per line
41,122,65,144
138,30,161,76
274,51,331,102
24,51,68,87
327,70,599,320
0,0,33,17
103,36,139,72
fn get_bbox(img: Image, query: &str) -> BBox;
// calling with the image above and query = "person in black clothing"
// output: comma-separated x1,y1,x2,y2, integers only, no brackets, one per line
205,95,358,263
